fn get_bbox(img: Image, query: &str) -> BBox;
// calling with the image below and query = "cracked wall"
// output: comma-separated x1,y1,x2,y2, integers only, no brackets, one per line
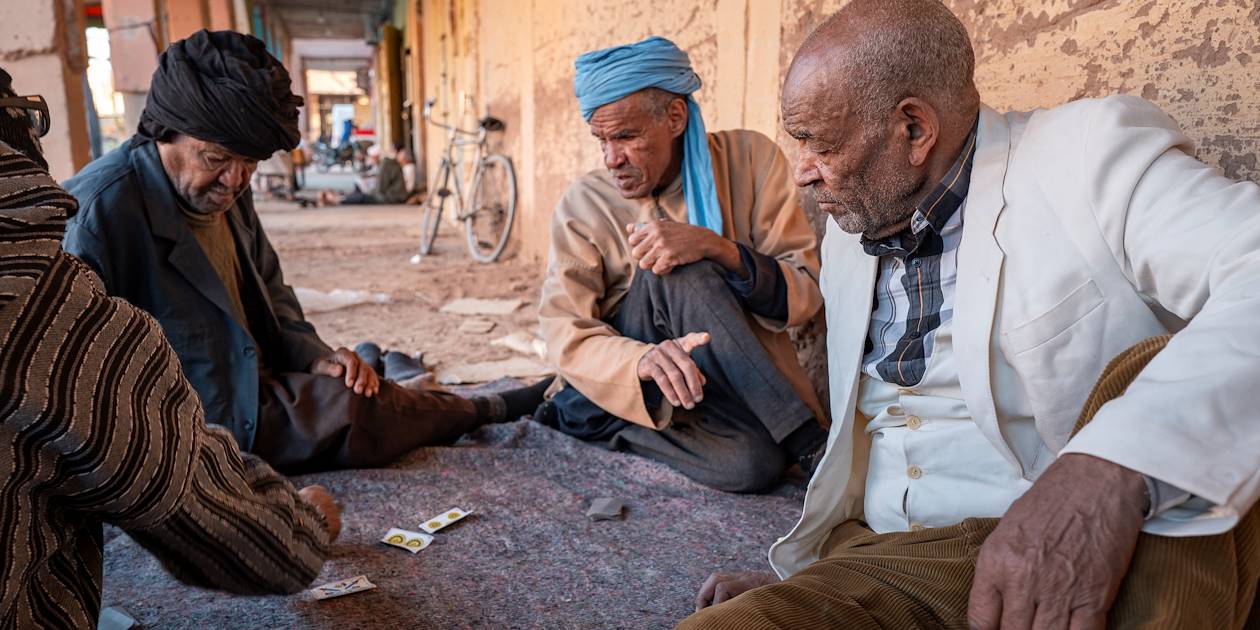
433,0,1258,264
422,0,1258,411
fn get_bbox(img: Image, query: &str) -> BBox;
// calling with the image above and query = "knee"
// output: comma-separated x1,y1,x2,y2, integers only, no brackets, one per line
641,259,728,292
695,441,787,493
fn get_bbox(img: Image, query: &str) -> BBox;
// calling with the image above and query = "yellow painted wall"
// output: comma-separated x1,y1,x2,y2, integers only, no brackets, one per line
415,0,1260,263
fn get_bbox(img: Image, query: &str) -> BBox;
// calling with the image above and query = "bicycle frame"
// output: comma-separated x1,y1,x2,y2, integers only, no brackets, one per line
424,101,489,222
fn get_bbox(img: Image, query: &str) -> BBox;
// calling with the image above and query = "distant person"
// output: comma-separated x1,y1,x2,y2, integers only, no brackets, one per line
535,36,827,492
62,30,548,473
337,118,355,147
292,137,308,190
0,66,337,627
318,144,409,206
397,147,424,203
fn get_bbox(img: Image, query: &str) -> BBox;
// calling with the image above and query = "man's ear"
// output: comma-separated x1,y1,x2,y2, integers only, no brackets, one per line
895,97,939,168
667,97,688,139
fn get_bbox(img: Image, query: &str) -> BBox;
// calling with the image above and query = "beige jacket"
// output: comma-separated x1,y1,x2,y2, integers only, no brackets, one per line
540,129,824,429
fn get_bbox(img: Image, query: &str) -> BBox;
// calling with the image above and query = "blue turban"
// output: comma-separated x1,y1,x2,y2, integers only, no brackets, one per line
574,36,722,235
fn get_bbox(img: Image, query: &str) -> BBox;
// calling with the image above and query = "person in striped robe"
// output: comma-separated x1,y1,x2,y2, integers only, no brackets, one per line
0,68,337,628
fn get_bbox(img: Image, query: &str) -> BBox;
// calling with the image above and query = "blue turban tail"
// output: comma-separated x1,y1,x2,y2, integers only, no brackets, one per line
574,36,723,235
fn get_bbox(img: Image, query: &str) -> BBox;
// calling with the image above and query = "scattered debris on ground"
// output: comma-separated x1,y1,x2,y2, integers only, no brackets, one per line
259,202,543,382
437,357,554,385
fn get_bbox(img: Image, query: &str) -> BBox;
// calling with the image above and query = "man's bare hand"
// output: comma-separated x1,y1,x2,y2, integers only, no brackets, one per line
695,571,779,611
968,453,1148,630
626,219,741,276
636,332,710,409
311,347,380,397
298,484,342,542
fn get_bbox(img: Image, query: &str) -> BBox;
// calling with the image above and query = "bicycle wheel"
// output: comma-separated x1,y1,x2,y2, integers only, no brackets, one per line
418,160,451,256
464,154,517,263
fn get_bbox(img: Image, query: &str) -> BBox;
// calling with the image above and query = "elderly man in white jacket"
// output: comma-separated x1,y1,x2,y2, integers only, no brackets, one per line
681,1,1260,629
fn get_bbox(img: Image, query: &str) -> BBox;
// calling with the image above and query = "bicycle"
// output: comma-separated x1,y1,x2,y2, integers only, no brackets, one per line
411,97,517,264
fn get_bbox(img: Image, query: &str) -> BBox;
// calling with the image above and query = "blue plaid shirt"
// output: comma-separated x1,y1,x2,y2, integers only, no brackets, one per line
861,124,978,387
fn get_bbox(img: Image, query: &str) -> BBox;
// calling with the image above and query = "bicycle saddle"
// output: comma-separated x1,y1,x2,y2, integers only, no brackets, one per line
479,116,506,132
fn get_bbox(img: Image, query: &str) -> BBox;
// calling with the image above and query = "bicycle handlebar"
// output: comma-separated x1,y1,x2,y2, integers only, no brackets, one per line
423,97,482,138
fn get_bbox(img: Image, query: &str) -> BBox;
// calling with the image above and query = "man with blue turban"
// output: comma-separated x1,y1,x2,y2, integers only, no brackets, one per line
536,36,828,492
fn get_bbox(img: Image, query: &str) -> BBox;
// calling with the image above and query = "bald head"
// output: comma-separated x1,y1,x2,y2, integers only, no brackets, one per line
786,0,978,125
780,0,981,239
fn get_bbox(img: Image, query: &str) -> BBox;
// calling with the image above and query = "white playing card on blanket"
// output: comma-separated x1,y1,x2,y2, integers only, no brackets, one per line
312,575,377,600
420,507,472,533
381,527,434,553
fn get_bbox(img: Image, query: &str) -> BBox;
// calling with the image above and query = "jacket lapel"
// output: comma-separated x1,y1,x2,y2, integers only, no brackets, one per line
953,105,1019,471
131,140,241,321
822,219,877,428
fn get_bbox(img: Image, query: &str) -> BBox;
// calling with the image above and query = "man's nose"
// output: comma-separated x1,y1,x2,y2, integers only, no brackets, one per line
793,151,821,189
603,144,626,170
220,162,247,189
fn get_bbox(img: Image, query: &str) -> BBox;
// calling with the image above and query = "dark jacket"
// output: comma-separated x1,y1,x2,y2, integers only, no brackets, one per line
375,157,407,204
62,137,331,451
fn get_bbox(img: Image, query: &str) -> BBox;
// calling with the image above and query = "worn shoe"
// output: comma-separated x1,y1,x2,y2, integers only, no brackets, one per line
353,341,384,375
797,442,827,478
532,399,558,427
383,350,427,382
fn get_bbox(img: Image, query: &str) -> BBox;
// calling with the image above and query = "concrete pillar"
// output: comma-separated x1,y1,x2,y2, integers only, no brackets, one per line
406,4,426,173
206,0,234,31
232,0,251,34
380,24,404,151
0,0,92,180
165,0,209,43
102,0,163,138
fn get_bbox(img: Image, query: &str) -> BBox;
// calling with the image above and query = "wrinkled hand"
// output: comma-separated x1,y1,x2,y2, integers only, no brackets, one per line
968,453,1148,630
636,332,710,409
627,219,726,275
311,347,380,397
298,484,342,542
695,571,779,611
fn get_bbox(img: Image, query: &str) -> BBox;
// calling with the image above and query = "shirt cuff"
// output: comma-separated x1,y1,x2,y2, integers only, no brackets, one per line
723,243,789,321
1143,475,1193,519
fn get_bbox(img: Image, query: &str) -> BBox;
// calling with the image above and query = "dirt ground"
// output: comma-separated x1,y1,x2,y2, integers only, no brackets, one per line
254,198,545,375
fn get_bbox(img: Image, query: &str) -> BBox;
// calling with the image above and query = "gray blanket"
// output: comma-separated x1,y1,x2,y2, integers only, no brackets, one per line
102,420,807,629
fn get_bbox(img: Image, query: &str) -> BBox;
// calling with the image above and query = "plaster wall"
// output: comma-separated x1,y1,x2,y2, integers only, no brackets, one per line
166,0,210,43
0,0,92,181
420,0,1260,263
101,0,164,94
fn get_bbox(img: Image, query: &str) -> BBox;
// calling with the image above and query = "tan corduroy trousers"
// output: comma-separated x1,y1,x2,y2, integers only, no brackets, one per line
679,336,1260,629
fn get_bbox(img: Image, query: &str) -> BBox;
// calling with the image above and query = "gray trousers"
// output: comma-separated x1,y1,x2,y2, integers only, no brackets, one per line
551,261,815,492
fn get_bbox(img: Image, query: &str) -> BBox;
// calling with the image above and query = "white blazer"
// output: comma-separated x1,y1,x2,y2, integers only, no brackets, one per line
769,96,1260,578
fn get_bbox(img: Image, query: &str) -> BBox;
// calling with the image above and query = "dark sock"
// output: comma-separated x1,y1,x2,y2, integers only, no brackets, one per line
383,351,426,381
472,376,555,423
780,419,827,461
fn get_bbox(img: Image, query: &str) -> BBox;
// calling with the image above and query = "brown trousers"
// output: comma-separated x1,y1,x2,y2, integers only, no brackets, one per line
250,373,480,474
679,336,1260,629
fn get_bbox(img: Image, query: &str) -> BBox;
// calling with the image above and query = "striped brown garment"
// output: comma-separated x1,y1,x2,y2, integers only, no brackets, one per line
0,143,329,629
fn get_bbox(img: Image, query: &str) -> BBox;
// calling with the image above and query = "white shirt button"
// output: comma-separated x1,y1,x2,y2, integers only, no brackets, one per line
907,465,923,480
898,388,915,396
910,523,926,532
907,416,923,430
887,405,903,416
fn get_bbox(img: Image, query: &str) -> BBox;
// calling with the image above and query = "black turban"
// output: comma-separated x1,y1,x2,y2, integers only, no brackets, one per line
138,30,303,160
0,67,47,170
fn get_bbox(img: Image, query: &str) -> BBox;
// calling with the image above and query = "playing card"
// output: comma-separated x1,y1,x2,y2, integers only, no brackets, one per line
419,507,472,533
380,527,433,553
312,575,377,600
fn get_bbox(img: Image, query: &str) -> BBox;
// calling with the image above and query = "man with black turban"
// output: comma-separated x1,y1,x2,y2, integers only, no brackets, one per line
62,30,549,472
